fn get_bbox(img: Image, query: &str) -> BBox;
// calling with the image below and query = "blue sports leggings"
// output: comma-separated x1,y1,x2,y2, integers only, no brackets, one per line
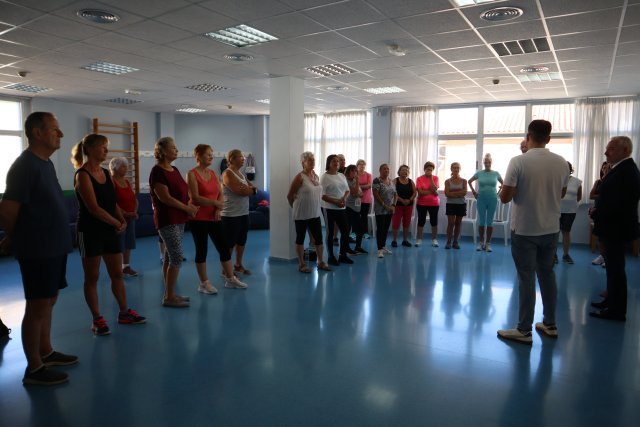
477,195,498,227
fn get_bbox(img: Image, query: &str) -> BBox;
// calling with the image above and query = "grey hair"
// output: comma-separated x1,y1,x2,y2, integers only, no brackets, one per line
483,153,492,162
154,136,175,161
611,136,633,153
300,151,315,163
109,156,129,173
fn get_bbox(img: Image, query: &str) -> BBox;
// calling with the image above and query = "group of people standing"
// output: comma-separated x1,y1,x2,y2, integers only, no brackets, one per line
287,150,508,267
0,112,259,385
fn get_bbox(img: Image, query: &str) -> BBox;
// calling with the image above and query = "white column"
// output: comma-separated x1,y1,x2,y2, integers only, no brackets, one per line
269,76,304,260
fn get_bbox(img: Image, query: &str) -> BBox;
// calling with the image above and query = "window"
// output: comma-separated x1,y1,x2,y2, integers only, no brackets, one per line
0,99,24,193
437,139,476,180
482,137,523,177
438,108,478,135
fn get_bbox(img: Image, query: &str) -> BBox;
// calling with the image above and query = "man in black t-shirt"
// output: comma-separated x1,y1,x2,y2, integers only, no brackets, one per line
0,112,78,386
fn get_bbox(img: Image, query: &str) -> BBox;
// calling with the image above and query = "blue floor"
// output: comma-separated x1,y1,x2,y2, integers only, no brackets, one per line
0,231,639,427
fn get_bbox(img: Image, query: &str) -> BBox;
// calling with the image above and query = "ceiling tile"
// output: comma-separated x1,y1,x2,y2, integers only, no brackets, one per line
452,57,504,71
539,0,625,18
101,0,193,19
397,10,469,37
16,0,77,12
552,29,618,50
200,0,293,22
499,52,556,67
250,12,328,39
317,46,379,63
364,0,453,19
556,46,614,62
84,32,156,52
405,62,458,76
419,30,485,51
620,24,640,43
155,5,236,34
302,0,385,30
0,27,76,50
547,9,624,35
0,1,43,25
438,45,495,62
133,44,201,64
624,4,640,25
22,14,107,40
116,19,194,44
338,21,408,44
289,32,356,51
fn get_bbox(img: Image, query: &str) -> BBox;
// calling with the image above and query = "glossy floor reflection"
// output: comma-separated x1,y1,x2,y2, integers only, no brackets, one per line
0,231,638,426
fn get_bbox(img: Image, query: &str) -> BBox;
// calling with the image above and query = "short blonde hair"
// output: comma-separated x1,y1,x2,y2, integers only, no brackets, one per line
227,149,242,163
109,157,128,173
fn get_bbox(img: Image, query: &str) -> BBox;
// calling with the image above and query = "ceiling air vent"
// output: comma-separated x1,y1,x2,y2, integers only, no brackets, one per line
520,65,550,74
4,83,51,93
185,83,227,92
106,98,142,105
306,64,356,77
480,7,523,22
491,38,550,56
223,53,254,62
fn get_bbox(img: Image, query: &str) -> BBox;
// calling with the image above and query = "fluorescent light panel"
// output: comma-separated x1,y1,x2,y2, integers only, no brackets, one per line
255,99,270,104
306,64,356,77
82,61,138,75
4,83,51,93
176,106,206,113
364,86,405,94
517,72,562,82
185,83,227,92
106,98,142,105
204,24,277,47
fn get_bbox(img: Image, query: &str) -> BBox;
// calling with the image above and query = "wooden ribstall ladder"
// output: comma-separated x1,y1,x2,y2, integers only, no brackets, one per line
92,118,140,193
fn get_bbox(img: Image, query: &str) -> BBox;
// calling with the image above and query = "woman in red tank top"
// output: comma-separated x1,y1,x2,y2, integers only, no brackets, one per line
187,145,247,292
110,157,138,277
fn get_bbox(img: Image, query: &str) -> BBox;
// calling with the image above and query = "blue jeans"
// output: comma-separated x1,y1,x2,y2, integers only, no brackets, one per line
511,232,558,332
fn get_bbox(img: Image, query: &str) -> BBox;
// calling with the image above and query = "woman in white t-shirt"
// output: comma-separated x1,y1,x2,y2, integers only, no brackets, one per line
558,161,582,264
321,154,354,266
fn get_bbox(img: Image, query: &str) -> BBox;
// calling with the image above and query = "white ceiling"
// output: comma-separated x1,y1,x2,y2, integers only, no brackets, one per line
0,0,639,115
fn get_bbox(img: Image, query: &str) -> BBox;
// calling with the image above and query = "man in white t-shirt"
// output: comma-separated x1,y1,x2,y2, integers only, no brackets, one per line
497,120,569,344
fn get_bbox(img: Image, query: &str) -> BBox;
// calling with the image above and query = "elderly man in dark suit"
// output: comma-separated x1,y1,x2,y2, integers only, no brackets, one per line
590,136,640,321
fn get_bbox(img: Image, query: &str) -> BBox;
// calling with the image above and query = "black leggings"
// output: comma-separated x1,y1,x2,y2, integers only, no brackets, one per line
190,220,231,263
324,209,350,258
375,214,392,250
294,217,323,245
346,207,361,247
417,205,439,227
352,202,370,247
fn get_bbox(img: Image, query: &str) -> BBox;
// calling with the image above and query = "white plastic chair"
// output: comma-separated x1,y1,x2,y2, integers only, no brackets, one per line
492,201,511,246
461,198,478,244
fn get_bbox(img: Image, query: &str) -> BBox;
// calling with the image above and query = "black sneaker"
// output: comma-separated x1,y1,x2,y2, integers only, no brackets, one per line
355,247,368,254
328,256,340,266
346,248,357,255
401,240,412,247
391,241,398,248
338,255,354,264
562,255,574,264
23,365,68,386
43,351,78,367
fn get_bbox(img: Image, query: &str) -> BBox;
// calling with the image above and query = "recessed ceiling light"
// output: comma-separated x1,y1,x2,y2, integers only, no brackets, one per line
124,89,143,95
306,64,357,77
76,9,120,24
82,61,138,75
517,72,562,83
106,98,142,105
223,53,254,62
363,86,406,94
176,106,207,113
185,83,227,92
204,24,277,47
326,86,349,91
480,7,524,22
520,65,550,74
4,83,51,93
255,99,270,104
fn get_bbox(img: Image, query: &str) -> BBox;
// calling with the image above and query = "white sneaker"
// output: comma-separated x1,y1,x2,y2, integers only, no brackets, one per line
485,243,492,252
592,255,604,265
224,275,248,289
431,239,438,247
497,328,532,344
377,249,384,258
197,280,218,295
415,239,422,247
476,242,483,251
535,322,558,338
383,246,392,255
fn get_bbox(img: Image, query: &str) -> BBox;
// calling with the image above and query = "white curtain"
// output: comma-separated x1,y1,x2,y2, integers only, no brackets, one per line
390,106,438,181
574,96,640,195
304,111,370,170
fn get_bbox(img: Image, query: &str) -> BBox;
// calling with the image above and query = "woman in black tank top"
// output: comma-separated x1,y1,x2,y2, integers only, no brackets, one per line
72,134,145,336
391,165,417,247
